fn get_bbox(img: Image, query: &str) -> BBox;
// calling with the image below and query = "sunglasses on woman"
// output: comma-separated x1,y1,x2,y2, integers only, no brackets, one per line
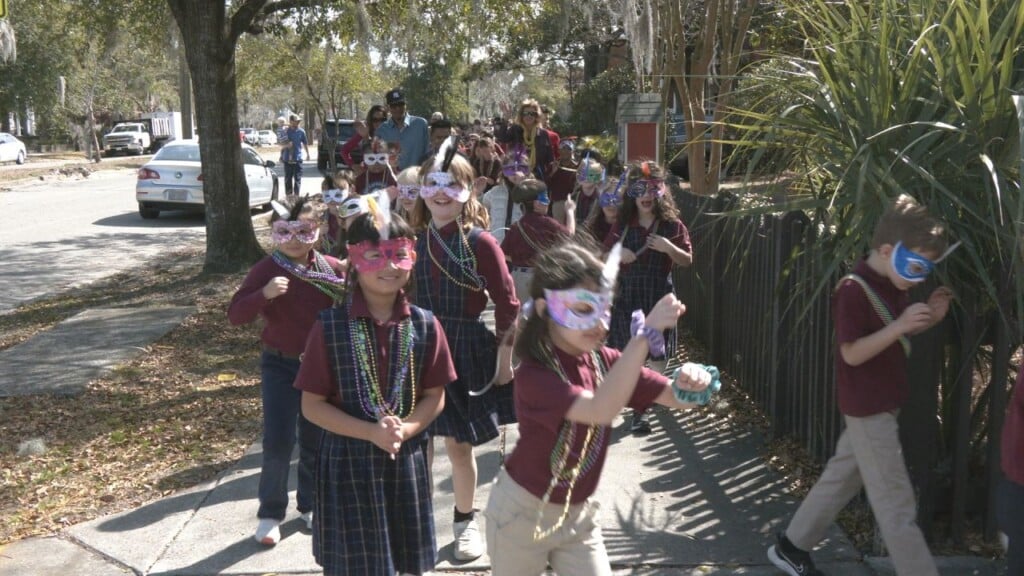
371,116,386,124
521,110,539,118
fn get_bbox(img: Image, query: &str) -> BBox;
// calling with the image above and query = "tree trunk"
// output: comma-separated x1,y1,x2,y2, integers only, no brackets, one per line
168,1,264,273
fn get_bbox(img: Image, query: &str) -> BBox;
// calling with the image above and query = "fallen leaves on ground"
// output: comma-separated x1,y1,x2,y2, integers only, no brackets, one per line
0,247,262,544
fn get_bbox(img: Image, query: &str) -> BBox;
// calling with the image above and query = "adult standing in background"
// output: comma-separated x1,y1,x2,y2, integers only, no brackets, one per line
281,114,310,196
500,99,557,182
375,88,430,171
341,104,387,170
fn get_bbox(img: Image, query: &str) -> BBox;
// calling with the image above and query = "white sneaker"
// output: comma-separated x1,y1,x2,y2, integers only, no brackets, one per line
452,518,484,560
253,518,281,546
300,511,313,530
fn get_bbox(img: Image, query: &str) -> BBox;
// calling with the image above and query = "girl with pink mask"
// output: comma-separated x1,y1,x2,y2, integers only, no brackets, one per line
483,240,717,575
410,137,520,561
294,202,454,576
227,196,346,546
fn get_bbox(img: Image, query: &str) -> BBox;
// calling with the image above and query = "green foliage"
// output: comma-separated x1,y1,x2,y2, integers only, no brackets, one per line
566,66,636,136
734,0,1024,331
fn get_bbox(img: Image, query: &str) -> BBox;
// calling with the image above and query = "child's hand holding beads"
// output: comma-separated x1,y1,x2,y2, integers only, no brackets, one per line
673,362,711,393
646,293,686,331
262,277,289,300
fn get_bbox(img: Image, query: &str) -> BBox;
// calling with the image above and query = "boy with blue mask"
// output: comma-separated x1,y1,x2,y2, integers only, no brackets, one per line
501,178,575,305
767,194,954,576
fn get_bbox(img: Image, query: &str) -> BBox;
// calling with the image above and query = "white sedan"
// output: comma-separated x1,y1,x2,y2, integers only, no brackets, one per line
135,140,279,219
257,130,276,146
0,132,27,164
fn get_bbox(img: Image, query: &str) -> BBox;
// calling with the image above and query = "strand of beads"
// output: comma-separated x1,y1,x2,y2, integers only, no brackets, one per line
271,250,346,301
348,309,417,420
427,218,486,291
532,346,608,542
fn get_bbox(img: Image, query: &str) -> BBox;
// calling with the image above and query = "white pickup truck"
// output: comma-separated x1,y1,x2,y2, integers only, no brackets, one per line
102,112,184,156
102,123,151,156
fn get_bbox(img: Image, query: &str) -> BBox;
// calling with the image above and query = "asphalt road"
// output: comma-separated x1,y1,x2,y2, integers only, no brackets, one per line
0,159,321,314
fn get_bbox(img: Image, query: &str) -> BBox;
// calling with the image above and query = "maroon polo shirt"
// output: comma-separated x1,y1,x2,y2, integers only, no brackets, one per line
294,288,456,410
505,346,666,503
227,252,343,356
547,165,578,203
833,259,911,417
423,221,520,343
500,211,570,268
355,170,397,196
1002,368,1024,485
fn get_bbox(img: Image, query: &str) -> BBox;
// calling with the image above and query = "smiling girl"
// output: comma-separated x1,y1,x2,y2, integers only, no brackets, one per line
410,138,520,561
603,160,693,435
296,206,454,576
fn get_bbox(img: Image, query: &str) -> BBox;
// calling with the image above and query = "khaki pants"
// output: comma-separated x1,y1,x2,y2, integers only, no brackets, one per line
483,469,611,576
786,411,938,576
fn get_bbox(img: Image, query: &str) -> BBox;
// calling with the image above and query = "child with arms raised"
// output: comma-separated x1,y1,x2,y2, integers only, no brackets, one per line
295,201,454,576
227,196,346,546
484,240,717,575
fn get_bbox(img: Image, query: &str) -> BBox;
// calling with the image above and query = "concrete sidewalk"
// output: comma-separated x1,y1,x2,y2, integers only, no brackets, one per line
0,305,1007,575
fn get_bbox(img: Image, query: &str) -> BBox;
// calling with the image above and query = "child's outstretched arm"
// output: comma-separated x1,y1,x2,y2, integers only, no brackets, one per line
841,302,931,366
564,293,684,426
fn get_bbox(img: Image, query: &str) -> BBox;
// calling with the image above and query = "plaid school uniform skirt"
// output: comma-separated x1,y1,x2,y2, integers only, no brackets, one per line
430,315,516,445
608,270,677,361
313,432,435,576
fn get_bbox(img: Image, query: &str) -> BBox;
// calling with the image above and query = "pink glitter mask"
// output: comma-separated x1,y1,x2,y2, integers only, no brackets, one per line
348,238,417,272
543,288,611,331
272,220,320,244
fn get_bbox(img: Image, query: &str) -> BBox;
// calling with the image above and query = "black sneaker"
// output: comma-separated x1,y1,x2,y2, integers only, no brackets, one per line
767,533,824,576
630,410,652,435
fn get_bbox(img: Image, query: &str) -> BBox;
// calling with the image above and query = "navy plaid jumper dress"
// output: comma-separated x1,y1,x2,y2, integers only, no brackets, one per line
414,226,516,446
607,220,679,361
312,305,438,576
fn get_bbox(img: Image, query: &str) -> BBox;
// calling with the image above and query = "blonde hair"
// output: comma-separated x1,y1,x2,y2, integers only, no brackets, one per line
396,166,420,185
410,154,490,231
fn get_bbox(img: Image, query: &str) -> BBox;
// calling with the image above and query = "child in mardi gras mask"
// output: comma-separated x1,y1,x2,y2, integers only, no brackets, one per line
295,194,454,576
227,195,346,546
484,238,718,575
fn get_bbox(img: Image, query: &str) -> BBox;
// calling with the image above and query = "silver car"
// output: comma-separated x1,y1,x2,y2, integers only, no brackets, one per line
0,132,27,164
135,140,278,219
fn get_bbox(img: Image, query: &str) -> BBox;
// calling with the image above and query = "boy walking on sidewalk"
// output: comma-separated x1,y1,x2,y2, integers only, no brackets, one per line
768,194,955,576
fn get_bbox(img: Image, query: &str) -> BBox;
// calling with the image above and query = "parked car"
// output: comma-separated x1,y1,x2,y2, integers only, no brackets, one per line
257,130,275,147
0,132,27,164
241,127,259,145
135,140,278,219
317,119,356,172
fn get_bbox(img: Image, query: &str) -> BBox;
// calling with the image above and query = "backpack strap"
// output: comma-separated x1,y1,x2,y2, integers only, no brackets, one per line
837,274,911,356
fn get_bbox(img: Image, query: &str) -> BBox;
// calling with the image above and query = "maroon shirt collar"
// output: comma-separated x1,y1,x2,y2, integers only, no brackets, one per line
852,258,900,299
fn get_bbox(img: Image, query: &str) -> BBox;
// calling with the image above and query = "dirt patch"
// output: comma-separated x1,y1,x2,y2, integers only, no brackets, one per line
0,155,148,186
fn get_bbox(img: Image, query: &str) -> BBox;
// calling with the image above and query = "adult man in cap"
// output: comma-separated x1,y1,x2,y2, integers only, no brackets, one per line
281,113,309,195
374,88,429,170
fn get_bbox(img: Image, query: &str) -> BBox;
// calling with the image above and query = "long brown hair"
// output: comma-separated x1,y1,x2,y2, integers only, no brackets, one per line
514,238,606,368
618,159,680,224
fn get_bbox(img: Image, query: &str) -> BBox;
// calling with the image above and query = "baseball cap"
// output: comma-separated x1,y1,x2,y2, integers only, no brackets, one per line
288,113,302,122
386,89,406,105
